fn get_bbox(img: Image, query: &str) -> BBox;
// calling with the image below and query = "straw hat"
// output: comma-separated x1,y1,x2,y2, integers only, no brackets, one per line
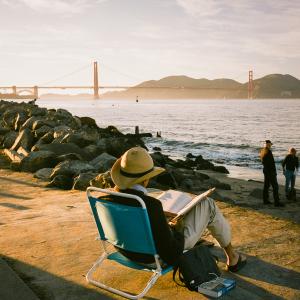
111,147,165,190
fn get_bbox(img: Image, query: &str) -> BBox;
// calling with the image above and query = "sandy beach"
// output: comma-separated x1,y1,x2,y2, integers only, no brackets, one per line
1,151,299,300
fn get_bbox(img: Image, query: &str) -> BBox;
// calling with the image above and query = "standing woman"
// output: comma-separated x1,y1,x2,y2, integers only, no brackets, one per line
282,148,299,200
260,140,284,207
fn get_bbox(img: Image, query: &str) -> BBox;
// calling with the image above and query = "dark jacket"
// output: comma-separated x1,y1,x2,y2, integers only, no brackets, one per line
282,154,299,172
261,148,277,174
102,189,184,266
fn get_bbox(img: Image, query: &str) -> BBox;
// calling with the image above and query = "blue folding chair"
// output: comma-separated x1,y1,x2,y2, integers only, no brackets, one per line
86,187,173,299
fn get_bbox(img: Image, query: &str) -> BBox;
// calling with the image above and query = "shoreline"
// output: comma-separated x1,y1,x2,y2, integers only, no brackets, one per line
225,164,300,189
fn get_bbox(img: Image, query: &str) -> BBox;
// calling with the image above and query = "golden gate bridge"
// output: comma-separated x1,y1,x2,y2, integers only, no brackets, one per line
0,62,254,100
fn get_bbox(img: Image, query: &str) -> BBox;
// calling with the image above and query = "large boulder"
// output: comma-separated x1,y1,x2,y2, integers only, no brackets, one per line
80,116,98,128
10,128,35,151
33,142,91,161
90,152,117,173
99,125,123,137
20,151,57,172
20,116,40,131
53,125,72,139
2,131,19,149
104,137,146,158
50,160,96,179
151,152,174,168
34,125,53,139
73,172,98,191
204,178,231,190
2,108,27,129
84,144,103,158
33,168,53,181
0,126,10,136
61,130,97,147
47,109,79,129
90,171,114,189
169,167,197,184
38,132,54,144
28,106,47,117
32,119,52,131
212,165,229,174
179,178,204,191
14,112,29,131
57,153,83,162
195,154,214,169
47,175,74,190
155,171,178,189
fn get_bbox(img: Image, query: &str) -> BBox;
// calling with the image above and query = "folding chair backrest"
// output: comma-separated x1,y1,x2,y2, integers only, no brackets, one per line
87,188,157,255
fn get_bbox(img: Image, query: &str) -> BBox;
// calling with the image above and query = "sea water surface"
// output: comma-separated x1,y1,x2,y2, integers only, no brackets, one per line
37,98,300,186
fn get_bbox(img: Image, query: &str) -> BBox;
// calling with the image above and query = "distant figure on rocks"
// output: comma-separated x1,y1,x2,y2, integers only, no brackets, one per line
282,148,298,200
260,140,284,207
28,99,36,105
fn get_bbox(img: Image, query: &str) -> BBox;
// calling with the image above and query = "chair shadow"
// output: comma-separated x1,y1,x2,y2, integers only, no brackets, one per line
210,247,300,298
1,255,114,300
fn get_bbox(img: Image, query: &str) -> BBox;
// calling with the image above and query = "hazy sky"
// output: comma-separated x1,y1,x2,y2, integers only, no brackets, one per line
0,0,299,87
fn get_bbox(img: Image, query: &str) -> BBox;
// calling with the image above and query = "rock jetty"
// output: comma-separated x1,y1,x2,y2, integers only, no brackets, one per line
0,100,230,192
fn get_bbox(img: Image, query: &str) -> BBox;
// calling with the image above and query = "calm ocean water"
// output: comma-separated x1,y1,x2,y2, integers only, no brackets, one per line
37,98,300,185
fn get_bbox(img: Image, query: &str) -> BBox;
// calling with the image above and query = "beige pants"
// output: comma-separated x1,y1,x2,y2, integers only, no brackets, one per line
176,197,231,250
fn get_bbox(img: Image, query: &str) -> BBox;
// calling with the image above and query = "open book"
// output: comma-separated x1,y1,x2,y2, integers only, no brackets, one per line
157,188,215,222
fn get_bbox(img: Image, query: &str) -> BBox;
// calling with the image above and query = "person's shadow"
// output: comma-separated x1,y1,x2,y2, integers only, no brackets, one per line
210,247,300,299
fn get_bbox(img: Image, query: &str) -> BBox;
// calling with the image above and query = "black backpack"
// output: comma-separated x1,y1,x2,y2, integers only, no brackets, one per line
173,245,220,291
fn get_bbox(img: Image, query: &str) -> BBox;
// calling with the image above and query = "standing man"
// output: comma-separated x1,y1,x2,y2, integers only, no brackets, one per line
282,148,298,200
260,140,284,207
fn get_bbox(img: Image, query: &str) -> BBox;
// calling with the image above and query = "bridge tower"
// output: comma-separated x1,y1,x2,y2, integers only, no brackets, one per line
93,61,99,99
248,70,254,99
33,86,38,99
12,86,17,95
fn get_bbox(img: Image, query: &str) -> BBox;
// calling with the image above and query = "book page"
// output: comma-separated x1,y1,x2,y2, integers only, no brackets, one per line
173,188,216,220
157,190,192,214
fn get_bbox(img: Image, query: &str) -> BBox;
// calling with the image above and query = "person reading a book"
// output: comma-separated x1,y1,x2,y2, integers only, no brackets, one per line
109,147,247,272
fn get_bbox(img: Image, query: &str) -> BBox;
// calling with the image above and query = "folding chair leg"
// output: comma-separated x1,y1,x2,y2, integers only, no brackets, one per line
86,254,162,299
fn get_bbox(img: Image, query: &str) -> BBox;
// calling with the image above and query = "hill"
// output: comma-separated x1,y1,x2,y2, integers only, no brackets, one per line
102,74,300,99
249,74,300,98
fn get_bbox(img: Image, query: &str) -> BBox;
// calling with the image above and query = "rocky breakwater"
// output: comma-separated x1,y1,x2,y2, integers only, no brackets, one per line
0,100,231,195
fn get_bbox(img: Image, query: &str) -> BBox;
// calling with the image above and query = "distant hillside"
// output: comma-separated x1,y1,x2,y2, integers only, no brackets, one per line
249,74,300,98
103,74,300,99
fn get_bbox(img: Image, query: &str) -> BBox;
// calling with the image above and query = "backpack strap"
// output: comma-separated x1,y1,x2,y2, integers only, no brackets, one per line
172,266,186,287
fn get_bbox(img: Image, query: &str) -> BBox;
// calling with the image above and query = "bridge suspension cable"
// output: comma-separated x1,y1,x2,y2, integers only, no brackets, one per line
39,62,92,86
100,61,144,83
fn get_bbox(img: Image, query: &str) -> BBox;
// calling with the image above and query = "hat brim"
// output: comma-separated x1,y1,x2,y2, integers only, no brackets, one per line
111,157,165,190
